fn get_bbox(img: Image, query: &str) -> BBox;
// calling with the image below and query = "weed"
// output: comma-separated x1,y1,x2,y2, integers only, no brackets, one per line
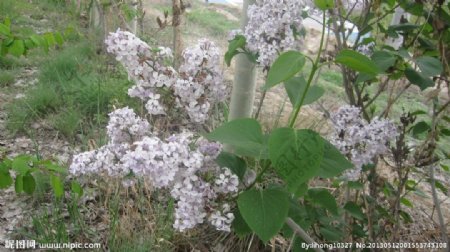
0,71,15,87
0,56,26,69
186,8,239,38
6,41,134,139
51,108,82,139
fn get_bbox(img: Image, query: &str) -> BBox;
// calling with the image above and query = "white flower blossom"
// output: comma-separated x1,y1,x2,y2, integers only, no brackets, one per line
243,0,304,67
208,203,234,232
330,105,398,181
106,107,150,144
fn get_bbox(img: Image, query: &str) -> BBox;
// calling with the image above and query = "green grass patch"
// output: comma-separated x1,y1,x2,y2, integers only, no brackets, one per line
186,8,239,37
0,71,16,87
6,42,135,139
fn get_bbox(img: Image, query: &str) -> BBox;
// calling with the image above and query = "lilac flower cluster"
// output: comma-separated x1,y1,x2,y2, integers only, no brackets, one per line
242,0,304,67
70,107,238,232
174,39,228,123
330,105,398,181
105,29,176,115
105,30,227,123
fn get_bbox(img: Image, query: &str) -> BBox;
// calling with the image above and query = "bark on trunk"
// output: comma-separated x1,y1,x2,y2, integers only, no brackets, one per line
228,0,257,121
172,0,183,69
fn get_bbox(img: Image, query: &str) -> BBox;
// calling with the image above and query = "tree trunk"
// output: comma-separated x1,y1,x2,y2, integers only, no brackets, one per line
172,0,183,69
128,0,138,34
385,7,405,49
228,0,256,121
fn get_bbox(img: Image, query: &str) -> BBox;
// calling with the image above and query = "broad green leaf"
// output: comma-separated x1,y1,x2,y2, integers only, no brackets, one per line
216,152,247,180
51,175,64,198
0,23,10,36
23,173,36,195
71,181,83,197
231,208,252,237
237,188,289,243
320,226,343,241
15,175,23,193
284,77,324,106
314,0,335,10
416,56,443,77
44,163,67,174
294,183,308,198
30,35,42,46
371,51,396,72
8,40,25,57
54,32,64,46
265,51,305,89
316,138,353,178
441,128,450,137
412,121,430,136
225,35,246,66
404,67,434,90
12,155,31,175
308,188,338,215
335,49,380,76
44,33,56,47
282,201,310,238
0,164,13,189
23,39,35,49
269,128,324,193
344,202,364,220
400,197,413,208
206,118,267,158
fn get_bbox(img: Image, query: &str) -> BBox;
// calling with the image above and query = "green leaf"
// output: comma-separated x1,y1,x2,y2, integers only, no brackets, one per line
8,39,25,57
347,181,363,190
0,23,11,36
225,35,246,66
335,49,380,76
371,51,396,72
237,188,289,243
231,208,252,237
389,23,420,32
399,210,412,223
0,164,13,189
265,51,305,89
294,183,308,198
11,155,31,175
216,152,247,180
71,181,83,197
404,67,434,90
269,128,324,193
412,121,430,136
434,180,448,195
440,128,450,137
206,118,267,158
400,197,413,208
344,202,364,220
22,173,36,195
44,32,56,47
320,226,343,241
316,138,353,178
284,77,324,106
314,0,335,10
54,32,64,46
51,175,64,198
30,35,42,46
308,188,338,215
15,175,23,193
416,56,443,77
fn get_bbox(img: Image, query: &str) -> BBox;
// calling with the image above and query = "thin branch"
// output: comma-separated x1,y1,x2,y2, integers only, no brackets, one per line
285,218,324,252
